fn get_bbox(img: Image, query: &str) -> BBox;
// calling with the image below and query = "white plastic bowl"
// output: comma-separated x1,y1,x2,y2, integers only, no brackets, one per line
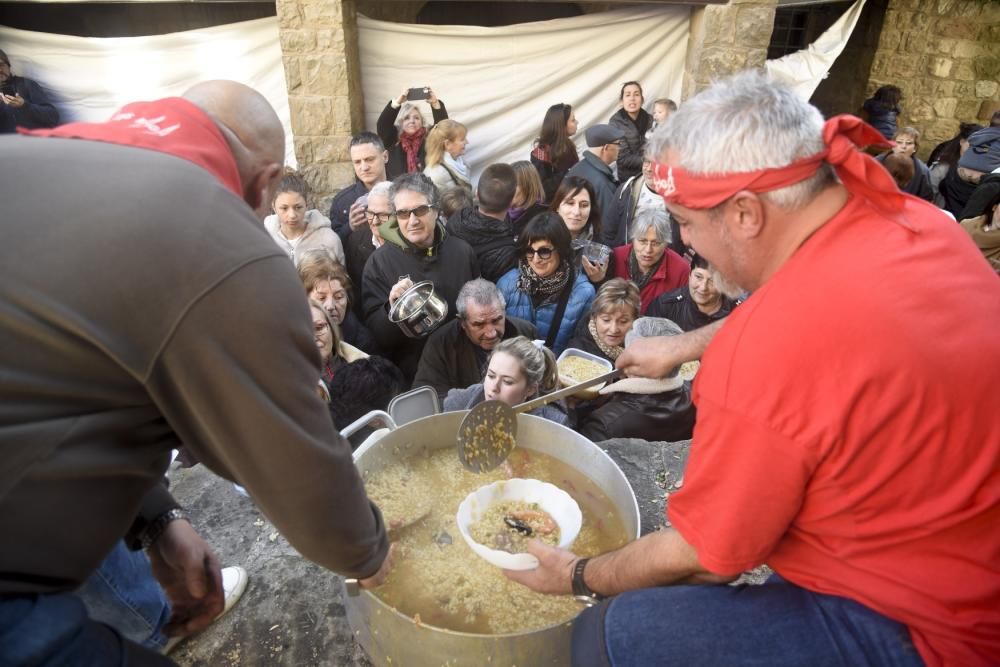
456,478,582,570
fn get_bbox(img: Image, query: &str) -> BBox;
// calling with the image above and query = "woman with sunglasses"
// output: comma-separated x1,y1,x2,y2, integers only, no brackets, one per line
496,213,595,354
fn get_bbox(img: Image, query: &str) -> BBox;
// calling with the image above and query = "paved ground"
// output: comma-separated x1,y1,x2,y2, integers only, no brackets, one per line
168,437,767,666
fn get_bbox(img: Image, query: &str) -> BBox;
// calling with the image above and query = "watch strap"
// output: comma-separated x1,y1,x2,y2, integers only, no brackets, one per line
572,557,606,604
139,508,188,550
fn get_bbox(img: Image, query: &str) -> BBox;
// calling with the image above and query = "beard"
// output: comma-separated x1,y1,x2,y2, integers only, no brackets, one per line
710,267,744,300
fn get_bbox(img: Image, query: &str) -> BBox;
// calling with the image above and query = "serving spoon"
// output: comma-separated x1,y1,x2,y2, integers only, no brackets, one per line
456,368,621,473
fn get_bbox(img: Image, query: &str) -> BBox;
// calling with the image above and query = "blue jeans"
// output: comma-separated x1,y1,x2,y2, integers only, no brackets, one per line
76,541,171,650
0,593,174,666
572,575,925,667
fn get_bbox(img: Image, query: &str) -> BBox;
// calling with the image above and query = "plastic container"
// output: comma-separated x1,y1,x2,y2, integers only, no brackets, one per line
456,478,582,570
585,242,612,266
557,347,613,400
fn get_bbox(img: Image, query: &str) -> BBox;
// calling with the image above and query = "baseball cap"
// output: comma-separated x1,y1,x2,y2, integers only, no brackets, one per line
585,124,625,148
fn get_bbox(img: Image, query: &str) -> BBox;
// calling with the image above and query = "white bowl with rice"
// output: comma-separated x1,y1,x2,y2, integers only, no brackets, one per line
456,478,582,570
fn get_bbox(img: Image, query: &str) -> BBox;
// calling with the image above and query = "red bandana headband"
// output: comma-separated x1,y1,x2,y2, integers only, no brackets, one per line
21,97,243,199
651,115,901,214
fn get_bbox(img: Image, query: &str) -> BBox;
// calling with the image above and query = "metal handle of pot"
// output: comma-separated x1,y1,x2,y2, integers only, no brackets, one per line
514,368,621,414
339,410,397,440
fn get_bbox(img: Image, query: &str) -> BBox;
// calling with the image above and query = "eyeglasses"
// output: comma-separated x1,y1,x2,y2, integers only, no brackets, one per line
313,322,330,337
524,246,555,260
394,204,434,220
365,209,391,224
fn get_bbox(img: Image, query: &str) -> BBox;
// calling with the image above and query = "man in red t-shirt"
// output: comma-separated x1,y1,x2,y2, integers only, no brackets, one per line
508,72,1000,667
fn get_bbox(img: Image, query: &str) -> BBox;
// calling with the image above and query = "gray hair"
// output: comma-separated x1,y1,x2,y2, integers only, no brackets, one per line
648,71,836,211
631,208,671,243
456,278,506,318
492,336,559,395
389,172,440,211
625,317,684,378
369,180,392,201
394,102,428,134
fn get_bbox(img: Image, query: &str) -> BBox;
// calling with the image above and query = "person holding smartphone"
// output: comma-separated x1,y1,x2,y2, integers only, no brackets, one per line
376,86,448,179
0,48,59,134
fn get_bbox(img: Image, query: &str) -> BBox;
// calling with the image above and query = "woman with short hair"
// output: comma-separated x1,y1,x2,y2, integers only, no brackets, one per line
566,278,640,363
443,336,569,425
297,250,378,354
531,103,580,202
496,213,595,354
376,87,449,179
610,208,690,313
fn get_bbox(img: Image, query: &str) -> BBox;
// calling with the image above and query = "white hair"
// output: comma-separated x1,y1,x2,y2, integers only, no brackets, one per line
456,278,506,318
631,207,671,243
649,71,836,210
369,180,392,200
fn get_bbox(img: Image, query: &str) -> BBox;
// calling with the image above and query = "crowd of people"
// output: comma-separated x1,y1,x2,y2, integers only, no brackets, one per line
1,41,998,667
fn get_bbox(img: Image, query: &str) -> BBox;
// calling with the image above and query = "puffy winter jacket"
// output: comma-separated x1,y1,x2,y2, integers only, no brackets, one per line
608,107,652,183
447,207,518,282
496,267,595,354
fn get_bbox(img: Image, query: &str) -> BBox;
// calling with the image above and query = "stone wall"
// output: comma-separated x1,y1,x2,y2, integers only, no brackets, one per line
277,0,362,212
681,0,777,100
866,0,1000,159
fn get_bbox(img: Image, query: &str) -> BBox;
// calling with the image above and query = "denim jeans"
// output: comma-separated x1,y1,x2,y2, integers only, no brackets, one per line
572,575,926,667
76,540,172,650
0,592,174,666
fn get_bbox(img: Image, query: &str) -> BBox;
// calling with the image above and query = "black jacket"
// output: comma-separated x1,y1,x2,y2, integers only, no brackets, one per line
340,310,379,355
530,144,578,204
346,226,377,315
579,386,696,443
608,107,652,183
328,181,368,244
959,173,1000,221
0,75,59,134
647,287,736,332
361,221,479,380
376,100,449,180
412,316,538,399
565,313,613,363
939,163,979,217
510,202,550,241
446,207,518,282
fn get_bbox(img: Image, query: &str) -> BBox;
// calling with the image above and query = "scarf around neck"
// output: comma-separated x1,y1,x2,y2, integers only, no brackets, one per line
588,318,624,361
628,247,664,290
400,127,427,173
444,153,471,183
22,97,242,198
516,259,572,308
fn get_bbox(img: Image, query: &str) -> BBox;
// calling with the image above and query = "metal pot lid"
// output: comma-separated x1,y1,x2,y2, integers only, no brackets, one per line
389,281,436,322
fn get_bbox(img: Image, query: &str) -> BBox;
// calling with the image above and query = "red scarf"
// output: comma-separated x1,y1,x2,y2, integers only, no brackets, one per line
399,126,427,173
651,115,902,216
21,97,242,198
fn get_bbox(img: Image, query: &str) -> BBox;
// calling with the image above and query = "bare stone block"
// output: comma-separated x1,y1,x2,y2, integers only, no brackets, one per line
955,82,975,97
926,118,960,139
869,53,892,77
976,80,999,99
887,53,920,79
908,99,935,123
745,48,769,69
282,55,303,92
974,57,1000,81
699,48,748,81
276,0,302,29
952,40,981,59
937,18,978,40
734,6,776,47
879,29,902,51
937,81,957,97
955,98,982,119
312,136,352,164
700,6,735,46
300,55,348,97
289,96,337,136
980,100,1000,122
953,0,981,18
302,1,344,28
316,29,345,52
927,56,954,78
932,97,958,117
914,78,938,97
294,136,313,166
928,36,956,55
953,59,976,81
280,29,315,54
332,96,354,135
934,0,957,16
907,10,932,32
981,1,1000,23
981,25,1000,47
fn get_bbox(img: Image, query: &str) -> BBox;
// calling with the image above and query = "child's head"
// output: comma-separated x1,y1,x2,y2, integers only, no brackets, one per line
891,127,920,158
652,98,676,123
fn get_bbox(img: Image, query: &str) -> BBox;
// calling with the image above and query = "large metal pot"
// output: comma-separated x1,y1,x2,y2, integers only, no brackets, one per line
388,280,448,338
344,411,640,667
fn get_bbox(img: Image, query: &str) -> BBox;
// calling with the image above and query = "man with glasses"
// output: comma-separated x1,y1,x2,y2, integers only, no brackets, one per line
361,172,480,380
413,278,537,400
567,124,624,243
345,180,391,311
0,48,59,134
329,131,389,242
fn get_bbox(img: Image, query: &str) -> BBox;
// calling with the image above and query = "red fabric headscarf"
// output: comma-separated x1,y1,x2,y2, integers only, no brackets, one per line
21,97,243,198
651,115,902,215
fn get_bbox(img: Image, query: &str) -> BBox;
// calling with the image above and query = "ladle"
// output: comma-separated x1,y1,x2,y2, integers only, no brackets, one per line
457,368,621,472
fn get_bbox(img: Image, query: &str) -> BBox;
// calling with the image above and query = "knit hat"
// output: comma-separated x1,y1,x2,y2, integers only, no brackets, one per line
958,127,1000,174
0,49,10,66
585,124,625,148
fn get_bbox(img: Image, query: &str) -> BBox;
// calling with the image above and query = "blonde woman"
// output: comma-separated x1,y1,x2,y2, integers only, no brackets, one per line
567,278,640,363
423,119,472,195
376,87,449,179
443,336,569,426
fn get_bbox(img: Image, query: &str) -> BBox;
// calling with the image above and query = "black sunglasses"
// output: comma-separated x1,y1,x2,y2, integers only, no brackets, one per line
524,246,555,260
394,204,434,219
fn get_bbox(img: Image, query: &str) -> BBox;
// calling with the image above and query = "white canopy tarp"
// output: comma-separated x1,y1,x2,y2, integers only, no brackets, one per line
765,0,866,100
0,17,295,166
357,6,690,182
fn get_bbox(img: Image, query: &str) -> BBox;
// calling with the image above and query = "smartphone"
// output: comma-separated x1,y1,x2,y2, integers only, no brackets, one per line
407,87,430,101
